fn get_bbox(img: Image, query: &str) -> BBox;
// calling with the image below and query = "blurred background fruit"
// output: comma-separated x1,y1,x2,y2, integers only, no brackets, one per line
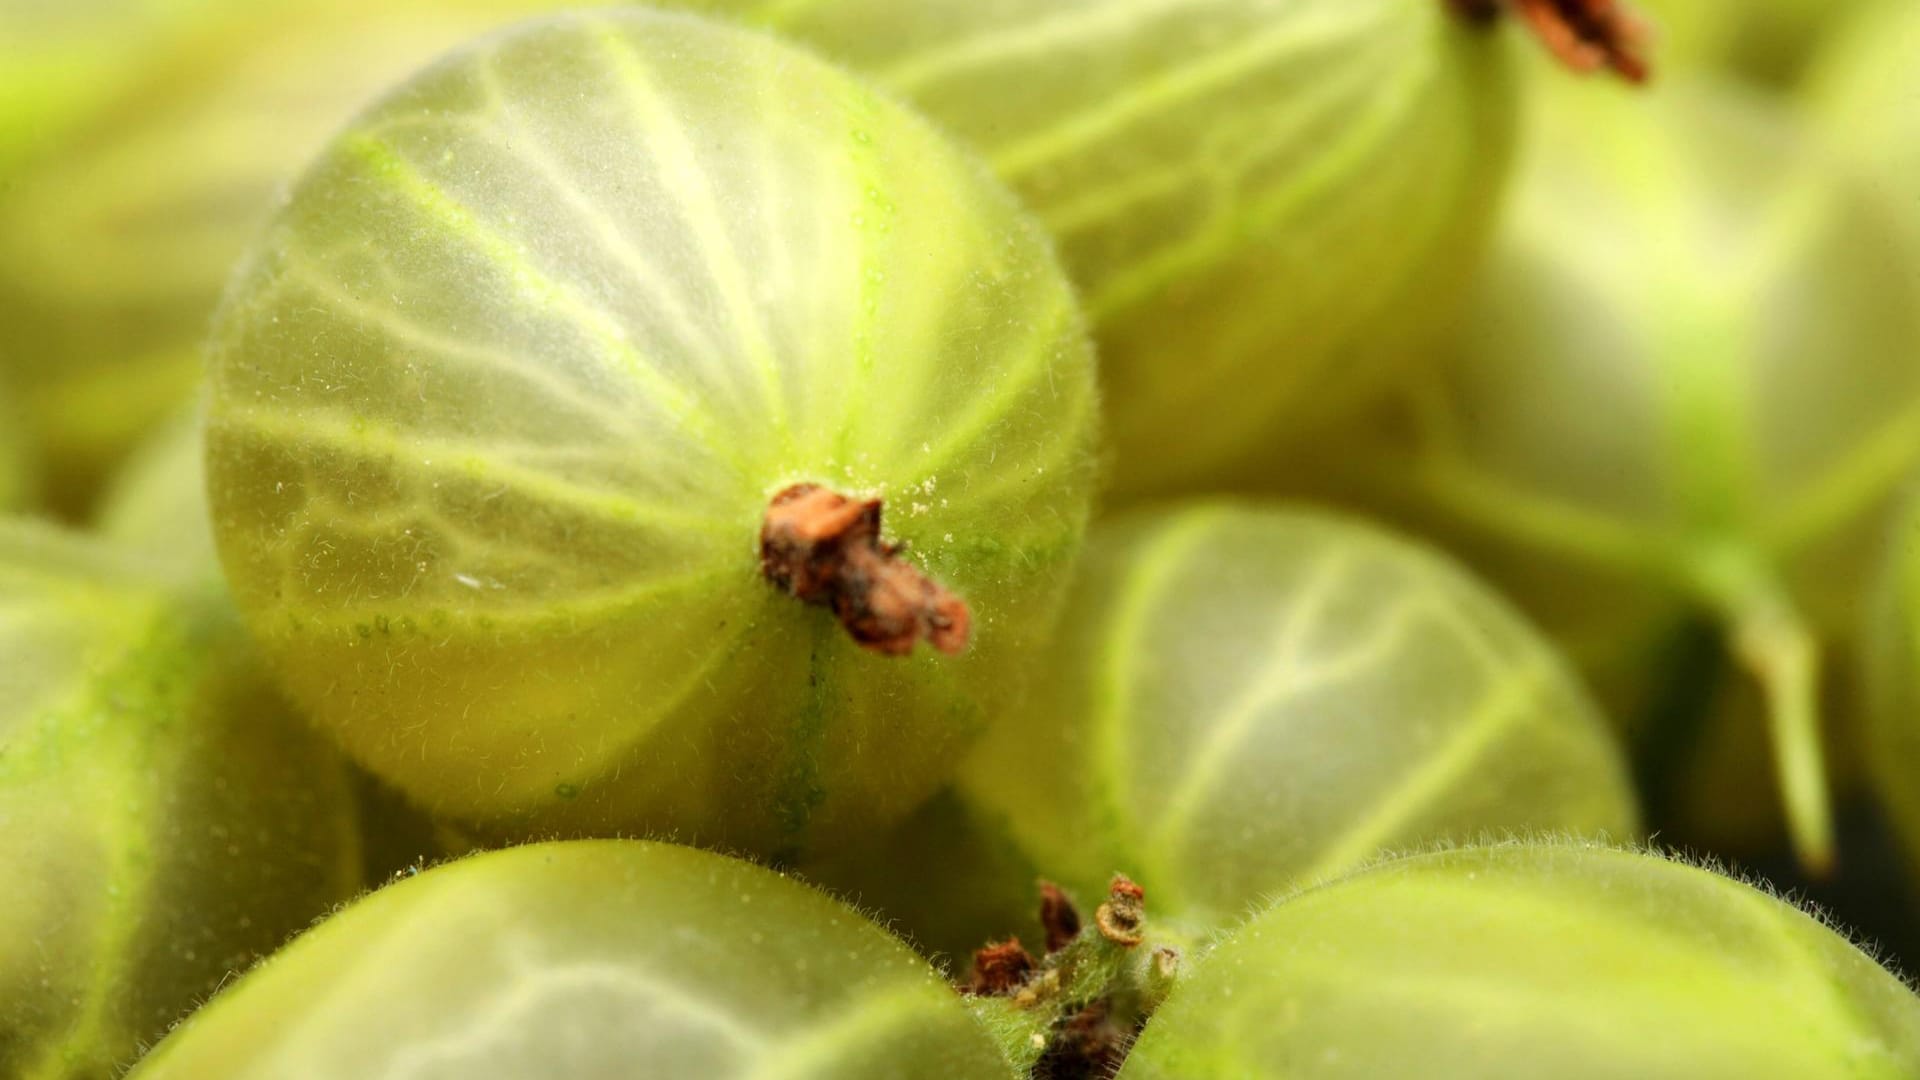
1120,842,1920,1078
0,0,598,519
0,519,361,1080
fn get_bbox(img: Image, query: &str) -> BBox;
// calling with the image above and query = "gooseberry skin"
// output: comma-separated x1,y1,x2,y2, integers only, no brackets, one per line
875,504,1637,941
205,11,1097,861
1342,74,1920,869
672,0,1515,496
0,521,362,1080
1119,843,1920,1079
131,840,1018,1079
0,0,593,515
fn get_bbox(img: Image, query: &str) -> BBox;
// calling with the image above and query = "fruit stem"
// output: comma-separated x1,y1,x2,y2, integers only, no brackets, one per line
1445,0,1652,84
1688,548,1836,877
760,483,970,655
963,877,1186,1078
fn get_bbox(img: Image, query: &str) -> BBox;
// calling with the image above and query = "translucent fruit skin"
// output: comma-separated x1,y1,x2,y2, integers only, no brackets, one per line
1363,75,1920,859
0,0,592,516
674,0,1516,496
954,504,1637,934
205,10,1098,861
1120,843,1920,1079
0,522,362,1080
132,840,1018,1080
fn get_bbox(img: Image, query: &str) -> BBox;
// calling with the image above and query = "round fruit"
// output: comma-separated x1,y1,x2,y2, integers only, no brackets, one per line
0,0,586,516
671,0,1517,495
1634,0,1874,85
952,503,1637,935
205,9,1098,862
1120,842,1920,1078
1340,74,1920,871
131,839,1018,1079
0,520,361,1079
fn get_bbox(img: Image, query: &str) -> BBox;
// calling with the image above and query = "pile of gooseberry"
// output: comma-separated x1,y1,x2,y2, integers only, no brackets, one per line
3,2,1919,1077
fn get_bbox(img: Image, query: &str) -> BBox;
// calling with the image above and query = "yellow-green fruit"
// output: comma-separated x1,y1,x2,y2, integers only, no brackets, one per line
1120,842,1920,1078
205,10,1098,862
862,504,1637,943
1635,0,1877,85
672,0,1517,495
0,0,586,516
0,520,361,1080
1362,75,1920,870
1806,0,1920,272
133,840,1018,1079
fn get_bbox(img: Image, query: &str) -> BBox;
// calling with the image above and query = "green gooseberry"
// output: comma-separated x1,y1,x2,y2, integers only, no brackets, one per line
1805,0,1920,273
1336,73,1920,871
204,9,1098,863
669,0,1519,496
0,0,589,516
1120,842,1920,1078
0,520,362,1080
131,840,1018,1079
1633,0,1878,86
814,503,1638,953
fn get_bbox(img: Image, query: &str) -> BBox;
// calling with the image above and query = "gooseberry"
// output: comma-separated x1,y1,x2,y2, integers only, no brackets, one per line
1121,842,1920,1078
671,0,1521,496
0,0,591,515
131,840,1019,1079
0,519,361,1079
1334,73,1920,871
204,9,1098,862
962,503,1637,934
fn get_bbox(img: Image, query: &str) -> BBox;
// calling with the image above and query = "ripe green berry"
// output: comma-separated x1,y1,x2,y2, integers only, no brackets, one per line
1120,842,1920,1078
819,504,1637,949
132,840,1019,1079
0,520,361,1080
670,0,1517,495
0,0,585,515
1633,0,1875,85
205,10,1097,862
1344,74,1920,872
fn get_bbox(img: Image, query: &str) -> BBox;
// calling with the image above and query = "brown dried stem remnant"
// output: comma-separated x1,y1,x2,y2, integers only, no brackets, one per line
1446,0,1651,84
1040,881,1083,954
760,483,970,656
1095,875,1148,947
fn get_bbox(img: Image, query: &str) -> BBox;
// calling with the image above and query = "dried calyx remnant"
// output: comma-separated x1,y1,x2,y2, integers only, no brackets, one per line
760,483,970,656
1447,0,1651,83
967,876,1181,1080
